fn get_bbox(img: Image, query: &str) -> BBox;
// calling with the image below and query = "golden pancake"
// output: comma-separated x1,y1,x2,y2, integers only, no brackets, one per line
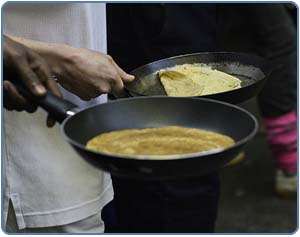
159,64,242,97
86,126,235,159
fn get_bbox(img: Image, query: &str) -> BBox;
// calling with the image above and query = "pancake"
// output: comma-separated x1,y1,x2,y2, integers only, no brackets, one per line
158,70,204,96
159,64,242,97
86,126,235,159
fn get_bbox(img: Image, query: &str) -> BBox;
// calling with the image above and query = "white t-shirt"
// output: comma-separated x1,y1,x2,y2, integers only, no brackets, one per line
3,3,113,229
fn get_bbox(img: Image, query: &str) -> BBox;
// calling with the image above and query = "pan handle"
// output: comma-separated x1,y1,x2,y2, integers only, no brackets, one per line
9,80,79,123
36,91,80,123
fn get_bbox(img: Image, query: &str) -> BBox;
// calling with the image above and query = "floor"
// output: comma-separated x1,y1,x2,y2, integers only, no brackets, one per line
215,98,298,233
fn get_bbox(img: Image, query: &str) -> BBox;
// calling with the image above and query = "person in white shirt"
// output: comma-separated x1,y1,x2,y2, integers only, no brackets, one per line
3,3,133,233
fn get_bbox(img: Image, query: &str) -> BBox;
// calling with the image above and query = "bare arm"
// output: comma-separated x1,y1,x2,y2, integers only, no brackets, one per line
7,34,135,99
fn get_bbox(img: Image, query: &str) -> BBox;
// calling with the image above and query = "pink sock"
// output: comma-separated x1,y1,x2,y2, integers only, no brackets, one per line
263,111,297,173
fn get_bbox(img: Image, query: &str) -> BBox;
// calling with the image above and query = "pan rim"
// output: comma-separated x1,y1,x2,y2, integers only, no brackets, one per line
130,51,267,75
61,96,258,161
126,51,270,96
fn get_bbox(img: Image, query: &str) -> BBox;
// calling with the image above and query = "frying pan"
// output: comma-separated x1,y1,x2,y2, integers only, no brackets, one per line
22,93,258,180
125,52,271,104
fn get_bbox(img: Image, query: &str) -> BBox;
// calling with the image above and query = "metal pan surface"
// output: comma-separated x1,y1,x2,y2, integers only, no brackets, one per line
61,96,258,179
126,52,271,104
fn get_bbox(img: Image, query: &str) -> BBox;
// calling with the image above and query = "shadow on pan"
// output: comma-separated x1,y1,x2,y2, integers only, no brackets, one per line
126,52,271,104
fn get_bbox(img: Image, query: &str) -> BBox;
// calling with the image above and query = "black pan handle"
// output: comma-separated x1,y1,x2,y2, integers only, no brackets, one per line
37,91,79,123
9,80,79,123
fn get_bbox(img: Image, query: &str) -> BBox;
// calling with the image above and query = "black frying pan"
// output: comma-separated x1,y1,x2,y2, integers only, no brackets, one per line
126,52,271,104
23,93,258,180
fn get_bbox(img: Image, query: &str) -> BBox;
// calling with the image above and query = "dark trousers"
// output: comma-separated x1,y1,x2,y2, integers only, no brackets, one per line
106,6,220,232
103,173,220,233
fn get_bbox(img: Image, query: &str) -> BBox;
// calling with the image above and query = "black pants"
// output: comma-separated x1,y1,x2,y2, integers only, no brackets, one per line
104,173,220,233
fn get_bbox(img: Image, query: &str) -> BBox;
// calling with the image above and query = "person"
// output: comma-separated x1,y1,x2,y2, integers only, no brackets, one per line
107,4,220,233
106,3,297,232
216,3,297,197
3,3,134,233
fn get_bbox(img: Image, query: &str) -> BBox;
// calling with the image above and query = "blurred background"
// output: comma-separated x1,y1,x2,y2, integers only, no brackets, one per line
216,98,297,233
107,3,297,233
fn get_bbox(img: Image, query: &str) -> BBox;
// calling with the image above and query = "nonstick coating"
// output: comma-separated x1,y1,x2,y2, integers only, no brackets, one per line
126,52,270,104
62,97,258,179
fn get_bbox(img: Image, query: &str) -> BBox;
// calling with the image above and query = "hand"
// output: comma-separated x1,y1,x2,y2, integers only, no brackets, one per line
44,46,135,100
5,35,135,100
3,35,62,127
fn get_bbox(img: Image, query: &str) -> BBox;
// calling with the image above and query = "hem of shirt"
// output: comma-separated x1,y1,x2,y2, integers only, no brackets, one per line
13,184,113,229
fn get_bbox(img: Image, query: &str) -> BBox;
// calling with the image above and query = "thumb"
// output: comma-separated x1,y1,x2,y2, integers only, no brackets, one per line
110,58,135,82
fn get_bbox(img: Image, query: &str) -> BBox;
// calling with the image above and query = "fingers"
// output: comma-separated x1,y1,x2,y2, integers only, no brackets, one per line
35,64,60,126
109,74,126,98
3,37,61,127
4,81,57,126
46,114,56,127
109,56,135,82
37,71,61,126
102,68,130,98
15,58,47,97
105,55,134,97
33,61,62,98
24,53,63,125
3,81,37,112
45,78,62,97
59,79,98,101
4,36,47,97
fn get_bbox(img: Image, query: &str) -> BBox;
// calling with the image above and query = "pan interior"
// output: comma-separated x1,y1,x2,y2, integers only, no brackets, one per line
63,97,257,156
126,62,265,96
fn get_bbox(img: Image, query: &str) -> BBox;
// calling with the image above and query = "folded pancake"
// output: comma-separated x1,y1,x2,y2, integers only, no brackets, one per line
159,70,204,96
86,126,235,159
159,64,242,97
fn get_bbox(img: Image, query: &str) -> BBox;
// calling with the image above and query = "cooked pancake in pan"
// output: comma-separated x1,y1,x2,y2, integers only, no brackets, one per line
159,64,242,97
86,126,235,159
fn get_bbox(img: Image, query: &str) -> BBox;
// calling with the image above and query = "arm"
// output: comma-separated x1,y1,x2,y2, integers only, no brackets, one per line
6,34,135,100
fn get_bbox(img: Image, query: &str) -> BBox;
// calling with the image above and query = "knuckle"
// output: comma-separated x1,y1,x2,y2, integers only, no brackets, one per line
106,54,113,62
98,85,111,94
106,75,117,84
31,62,46,75
31,60,43,69
65,53,83,65
3,82,9,92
